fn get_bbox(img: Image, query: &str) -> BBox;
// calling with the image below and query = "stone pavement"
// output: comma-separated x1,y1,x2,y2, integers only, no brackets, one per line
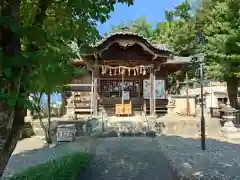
1,136,96,179
154,135,240,179
78,137,178,180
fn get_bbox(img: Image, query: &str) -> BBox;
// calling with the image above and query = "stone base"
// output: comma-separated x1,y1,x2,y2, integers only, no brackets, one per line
166,105,176,116
221,121,238,133
147,115,158,121
221,126,238,133
221,121,239,139
221,131,240,139
65,105,75,119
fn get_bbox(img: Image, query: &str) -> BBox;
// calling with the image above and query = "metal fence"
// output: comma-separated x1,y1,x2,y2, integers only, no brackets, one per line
210,107,240,126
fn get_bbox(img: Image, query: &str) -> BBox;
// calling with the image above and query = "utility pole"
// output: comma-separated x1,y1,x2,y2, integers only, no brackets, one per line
199,54,206,150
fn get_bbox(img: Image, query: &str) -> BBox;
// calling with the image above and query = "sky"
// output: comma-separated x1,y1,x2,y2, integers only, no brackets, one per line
97,0,183,35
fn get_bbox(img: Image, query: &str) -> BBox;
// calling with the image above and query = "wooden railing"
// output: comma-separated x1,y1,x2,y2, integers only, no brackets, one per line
210,107,240,125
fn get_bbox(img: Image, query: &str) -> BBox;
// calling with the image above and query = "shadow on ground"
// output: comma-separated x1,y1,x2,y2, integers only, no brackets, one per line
2,136,93,179
153,135,240,179
3,134,240,180
78,135,240,180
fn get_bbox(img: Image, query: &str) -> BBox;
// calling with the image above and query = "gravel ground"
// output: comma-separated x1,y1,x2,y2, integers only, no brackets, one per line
1,136,95,179
78,137,178,180
154,135,240,180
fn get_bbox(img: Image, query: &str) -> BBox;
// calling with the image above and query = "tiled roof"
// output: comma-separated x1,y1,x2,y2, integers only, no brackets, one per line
91,30,171,52
163,56,191,64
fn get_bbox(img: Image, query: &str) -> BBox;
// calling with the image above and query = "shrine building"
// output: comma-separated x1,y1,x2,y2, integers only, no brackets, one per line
67,29,190,118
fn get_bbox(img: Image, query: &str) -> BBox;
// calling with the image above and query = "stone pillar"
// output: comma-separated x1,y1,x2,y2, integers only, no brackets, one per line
166,96,176,116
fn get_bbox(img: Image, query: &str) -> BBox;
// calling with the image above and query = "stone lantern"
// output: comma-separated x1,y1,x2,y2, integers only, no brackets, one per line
166,96,176,116
221,102,238,137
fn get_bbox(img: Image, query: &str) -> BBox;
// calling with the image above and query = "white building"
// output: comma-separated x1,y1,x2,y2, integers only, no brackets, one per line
180,81,228,109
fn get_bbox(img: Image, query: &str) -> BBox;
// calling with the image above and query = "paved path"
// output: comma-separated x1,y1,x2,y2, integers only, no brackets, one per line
78,137,177,180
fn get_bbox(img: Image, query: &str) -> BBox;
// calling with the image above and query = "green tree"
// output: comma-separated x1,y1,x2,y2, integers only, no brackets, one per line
195,0,240,108
28,56,82,144
0,0,134,176
109,17,154,40
154,0,197,57
154,0,198,89
107,2,198,89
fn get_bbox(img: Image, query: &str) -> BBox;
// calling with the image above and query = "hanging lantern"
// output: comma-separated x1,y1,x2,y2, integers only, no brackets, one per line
118,67,121,75
128,69,131,76
114,68,117,75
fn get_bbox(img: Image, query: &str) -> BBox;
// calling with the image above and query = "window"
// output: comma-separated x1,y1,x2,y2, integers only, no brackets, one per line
100,79,139,98
217,98,227,104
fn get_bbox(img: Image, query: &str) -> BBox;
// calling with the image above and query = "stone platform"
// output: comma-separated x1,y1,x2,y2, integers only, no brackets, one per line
155,116,223,138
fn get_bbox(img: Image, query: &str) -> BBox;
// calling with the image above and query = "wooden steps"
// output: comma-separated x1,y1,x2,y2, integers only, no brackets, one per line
145,106,167,115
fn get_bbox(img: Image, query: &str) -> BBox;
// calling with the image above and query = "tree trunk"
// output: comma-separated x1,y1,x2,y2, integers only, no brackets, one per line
32,93,49,143
47,93,52,144
226,77,239,109
0,0,21,177
0,107,24,177
0,0,53,176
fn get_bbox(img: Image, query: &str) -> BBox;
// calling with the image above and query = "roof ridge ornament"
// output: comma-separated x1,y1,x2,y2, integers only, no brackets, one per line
120,26,130,32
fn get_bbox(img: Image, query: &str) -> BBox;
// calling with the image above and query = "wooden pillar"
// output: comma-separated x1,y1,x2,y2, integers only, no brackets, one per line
153,71,156,116
185,72,190,116
90,70,94,116
93,66,98,116
149,65,155,116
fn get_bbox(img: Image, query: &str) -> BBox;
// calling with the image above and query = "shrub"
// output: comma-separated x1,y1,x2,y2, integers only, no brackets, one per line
10,152,90,180
20,122,35,139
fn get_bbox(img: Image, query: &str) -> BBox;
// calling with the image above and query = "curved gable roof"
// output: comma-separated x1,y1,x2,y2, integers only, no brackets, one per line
90,30,172,57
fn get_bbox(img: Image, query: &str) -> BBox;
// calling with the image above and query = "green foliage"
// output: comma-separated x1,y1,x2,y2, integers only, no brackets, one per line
108,2,198,88
10,152,90,180
109,17,154,40
0,0,134,107
196,0,240,79
154,0,197,56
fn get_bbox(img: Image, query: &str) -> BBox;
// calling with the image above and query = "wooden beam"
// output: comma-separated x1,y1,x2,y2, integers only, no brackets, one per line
65,84,92,87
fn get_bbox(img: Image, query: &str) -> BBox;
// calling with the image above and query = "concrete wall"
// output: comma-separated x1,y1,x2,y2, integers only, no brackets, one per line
180,85,229,109
171,95,196,115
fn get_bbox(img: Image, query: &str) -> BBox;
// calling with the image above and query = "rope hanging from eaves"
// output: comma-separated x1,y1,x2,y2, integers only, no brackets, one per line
100,64,153,76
